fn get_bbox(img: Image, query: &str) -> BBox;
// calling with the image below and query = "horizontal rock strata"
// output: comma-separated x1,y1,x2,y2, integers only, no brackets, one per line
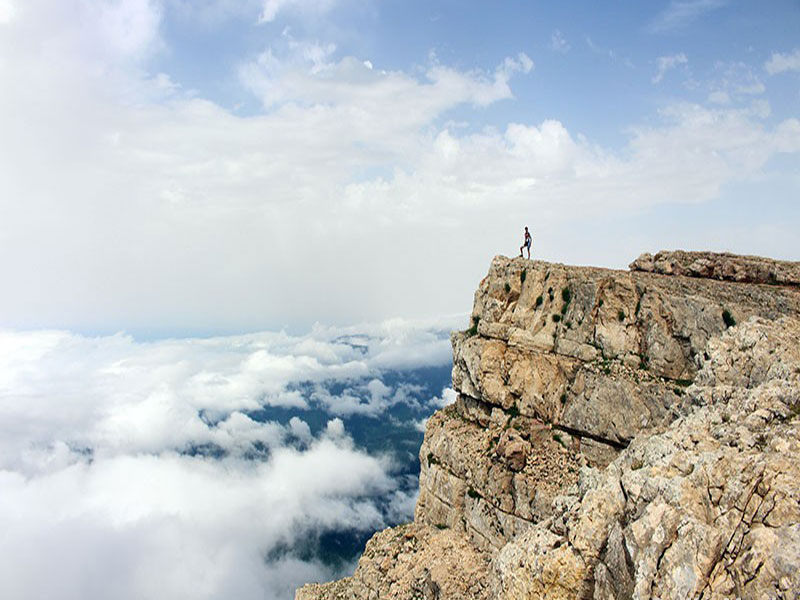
630,250,800,286
453,255,799,446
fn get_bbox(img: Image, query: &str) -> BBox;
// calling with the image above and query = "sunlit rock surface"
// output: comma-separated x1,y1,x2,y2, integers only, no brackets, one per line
297,251,800,600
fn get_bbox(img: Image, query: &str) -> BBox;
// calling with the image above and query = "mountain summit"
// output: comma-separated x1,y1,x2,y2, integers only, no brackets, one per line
298,251,800,599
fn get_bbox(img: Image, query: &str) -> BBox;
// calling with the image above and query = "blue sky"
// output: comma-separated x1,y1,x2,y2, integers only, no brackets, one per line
157,1,800,143
0,0,799,336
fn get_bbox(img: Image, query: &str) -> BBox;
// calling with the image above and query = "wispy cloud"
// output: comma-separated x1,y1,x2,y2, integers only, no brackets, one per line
706,60,765,101
586,36,634,68
648,0,727,34
258,0,339,23
652,52,689,83
240,34,532,111
550,29,570,53
652,52,688,83
765,48,800,75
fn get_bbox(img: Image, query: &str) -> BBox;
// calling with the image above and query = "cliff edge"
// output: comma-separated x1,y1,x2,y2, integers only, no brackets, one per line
297,251,800,600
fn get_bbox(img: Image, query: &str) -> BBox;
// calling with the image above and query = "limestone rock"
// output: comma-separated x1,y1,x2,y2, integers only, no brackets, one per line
493,317,800,600
414,401,581,550
296,523,491,600
297,253,800,600
629,250,800,286
495,429,529,471
454,256,799,436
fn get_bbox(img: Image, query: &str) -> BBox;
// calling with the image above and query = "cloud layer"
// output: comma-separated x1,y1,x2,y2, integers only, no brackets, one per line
0,317,457,599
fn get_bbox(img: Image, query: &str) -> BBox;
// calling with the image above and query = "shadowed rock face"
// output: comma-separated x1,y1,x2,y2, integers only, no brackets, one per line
296,252,800,600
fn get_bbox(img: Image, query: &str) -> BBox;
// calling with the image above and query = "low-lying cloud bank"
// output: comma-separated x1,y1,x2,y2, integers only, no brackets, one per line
0,316,460,599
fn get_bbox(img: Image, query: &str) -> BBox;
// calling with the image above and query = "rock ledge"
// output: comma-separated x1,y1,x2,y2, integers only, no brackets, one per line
630,250,800,286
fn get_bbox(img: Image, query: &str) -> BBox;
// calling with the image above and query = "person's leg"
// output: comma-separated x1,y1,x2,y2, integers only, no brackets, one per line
520,245,524,257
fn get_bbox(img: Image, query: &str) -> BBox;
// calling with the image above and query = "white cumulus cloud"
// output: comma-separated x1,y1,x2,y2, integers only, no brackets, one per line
765,48,800,75
0,316,457,599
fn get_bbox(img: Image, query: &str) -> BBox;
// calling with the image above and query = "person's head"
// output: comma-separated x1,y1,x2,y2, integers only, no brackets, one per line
524,226,529,232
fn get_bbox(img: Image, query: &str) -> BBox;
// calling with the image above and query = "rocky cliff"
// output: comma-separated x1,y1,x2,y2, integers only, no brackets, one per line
297,251,800,600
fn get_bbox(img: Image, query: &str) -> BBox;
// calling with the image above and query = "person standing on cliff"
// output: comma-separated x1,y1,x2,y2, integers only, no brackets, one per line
520,226,532,259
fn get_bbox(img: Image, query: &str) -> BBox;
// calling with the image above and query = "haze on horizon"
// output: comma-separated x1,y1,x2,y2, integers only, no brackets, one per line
0,0,798,338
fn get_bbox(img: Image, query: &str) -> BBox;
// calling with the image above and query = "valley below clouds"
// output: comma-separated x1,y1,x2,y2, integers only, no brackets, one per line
0,317,459,599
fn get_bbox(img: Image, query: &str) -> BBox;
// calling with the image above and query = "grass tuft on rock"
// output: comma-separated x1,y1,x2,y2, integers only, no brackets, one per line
560,287,572,315
465,316,480,337
722,309,736,328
